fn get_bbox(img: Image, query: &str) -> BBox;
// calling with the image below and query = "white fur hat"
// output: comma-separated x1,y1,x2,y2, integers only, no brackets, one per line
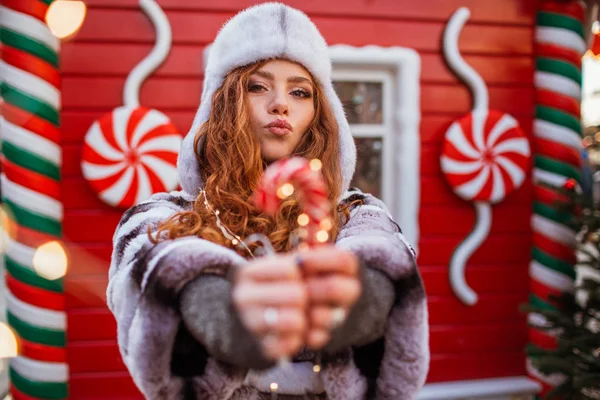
177,2,357,197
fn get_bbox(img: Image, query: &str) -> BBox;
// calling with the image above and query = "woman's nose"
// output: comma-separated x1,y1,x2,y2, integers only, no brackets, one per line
269,90,289,116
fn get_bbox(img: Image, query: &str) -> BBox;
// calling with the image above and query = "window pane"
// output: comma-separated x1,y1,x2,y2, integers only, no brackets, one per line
333,81,383,124
350,137,382,198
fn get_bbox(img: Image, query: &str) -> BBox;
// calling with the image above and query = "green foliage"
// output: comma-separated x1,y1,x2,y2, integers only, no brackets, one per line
529,181,600,399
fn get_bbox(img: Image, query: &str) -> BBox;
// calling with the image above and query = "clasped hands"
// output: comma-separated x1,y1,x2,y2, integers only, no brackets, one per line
232,246,361,361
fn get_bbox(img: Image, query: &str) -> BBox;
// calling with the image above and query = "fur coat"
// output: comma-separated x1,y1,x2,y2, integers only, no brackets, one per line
107,189,429,399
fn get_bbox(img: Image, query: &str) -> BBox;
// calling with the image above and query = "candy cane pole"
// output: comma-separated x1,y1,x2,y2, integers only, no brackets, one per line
0,0,68,398
528,0,585,394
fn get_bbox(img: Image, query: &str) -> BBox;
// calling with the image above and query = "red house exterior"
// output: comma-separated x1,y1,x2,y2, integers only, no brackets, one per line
8,0,583,398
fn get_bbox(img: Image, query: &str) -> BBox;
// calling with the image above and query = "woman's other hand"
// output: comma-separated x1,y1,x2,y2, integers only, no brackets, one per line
298,246,362,350
232,254,307,361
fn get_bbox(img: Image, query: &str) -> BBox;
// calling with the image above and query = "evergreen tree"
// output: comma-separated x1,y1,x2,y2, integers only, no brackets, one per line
528,180,600,399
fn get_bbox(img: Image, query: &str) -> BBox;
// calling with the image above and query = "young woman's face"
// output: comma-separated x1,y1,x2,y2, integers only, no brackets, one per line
247,59,315,163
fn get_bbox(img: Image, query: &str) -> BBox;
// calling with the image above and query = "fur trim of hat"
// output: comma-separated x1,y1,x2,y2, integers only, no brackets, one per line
177,2,357,197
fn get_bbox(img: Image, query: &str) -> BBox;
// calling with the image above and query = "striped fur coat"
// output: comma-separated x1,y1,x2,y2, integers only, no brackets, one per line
107,188,429,399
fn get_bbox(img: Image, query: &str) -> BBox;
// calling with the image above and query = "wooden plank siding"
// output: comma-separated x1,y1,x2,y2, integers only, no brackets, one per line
60,0,535,395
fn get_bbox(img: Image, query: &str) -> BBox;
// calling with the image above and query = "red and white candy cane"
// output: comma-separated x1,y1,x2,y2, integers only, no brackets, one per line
253,156,334,388
254,157,332,248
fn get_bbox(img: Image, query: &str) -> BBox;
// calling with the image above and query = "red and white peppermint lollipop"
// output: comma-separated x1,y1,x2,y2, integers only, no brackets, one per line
439,111,531,306
254,157,332,247
81,106,182,208
441,110,530,204
442,8,533,307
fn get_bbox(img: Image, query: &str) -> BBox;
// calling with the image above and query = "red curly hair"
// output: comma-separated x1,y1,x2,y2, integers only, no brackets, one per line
152,59,352,257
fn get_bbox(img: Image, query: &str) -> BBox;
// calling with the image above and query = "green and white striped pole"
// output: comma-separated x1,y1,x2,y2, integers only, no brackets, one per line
0,0,68,398
529,1,587,396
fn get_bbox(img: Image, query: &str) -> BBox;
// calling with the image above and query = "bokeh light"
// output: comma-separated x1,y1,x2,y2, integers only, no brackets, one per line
277,183,295,199
0,207,16,255
297,213,309,226
316,230,329,243
309,159,322,171
45,0,87,40
0,322,19,359
32,241,68,280
319,218,332,231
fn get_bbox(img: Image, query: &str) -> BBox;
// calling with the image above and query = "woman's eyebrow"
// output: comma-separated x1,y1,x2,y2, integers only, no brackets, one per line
254,70,274,80
253,70,312,85
287,76,312,85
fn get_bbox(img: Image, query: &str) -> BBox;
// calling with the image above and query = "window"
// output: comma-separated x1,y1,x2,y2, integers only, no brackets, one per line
330,45,421,249
333,71,392,202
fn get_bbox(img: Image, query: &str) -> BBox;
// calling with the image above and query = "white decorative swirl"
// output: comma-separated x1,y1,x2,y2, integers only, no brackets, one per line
124,0,172,107
450,202,491,305
443,7,488,113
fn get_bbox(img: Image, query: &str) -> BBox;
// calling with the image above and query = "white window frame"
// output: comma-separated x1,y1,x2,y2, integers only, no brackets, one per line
332,70,393,212
330,45,421,250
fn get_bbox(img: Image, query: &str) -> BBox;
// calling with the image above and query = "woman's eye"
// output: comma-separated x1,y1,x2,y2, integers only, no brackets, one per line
291,89,312,99
248,84,266,92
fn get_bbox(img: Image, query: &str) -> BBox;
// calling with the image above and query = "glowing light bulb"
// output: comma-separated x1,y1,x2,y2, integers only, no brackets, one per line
33,241,68,280
45,0,87,40
0,208,15,255
277,183,294,199
297,213,309,226
319,218,332,231
0,322,18,358
270,382,279,392
309,159,322,171
316,230,329,243
313,364,321,373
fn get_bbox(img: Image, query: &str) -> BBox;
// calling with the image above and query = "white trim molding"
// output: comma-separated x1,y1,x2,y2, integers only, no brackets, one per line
418,377,541,400
329,45,421,251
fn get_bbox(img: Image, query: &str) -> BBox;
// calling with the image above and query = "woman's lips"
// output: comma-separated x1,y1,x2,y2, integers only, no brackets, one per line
267,126,291,136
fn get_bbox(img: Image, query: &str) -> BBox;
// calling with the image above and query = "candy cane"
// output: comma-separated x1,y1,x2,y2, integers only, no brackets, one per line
252,157,333,397
254,157,332,248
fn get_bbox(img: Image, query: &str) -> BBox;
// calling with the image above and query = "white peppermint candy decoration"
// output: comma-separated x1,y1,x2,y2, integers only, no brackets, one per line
82,106,182,208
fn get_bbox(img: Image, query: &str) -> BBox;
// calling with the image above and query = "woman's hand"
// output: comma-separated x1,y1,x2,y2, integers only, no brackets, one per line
232,254,308,361
298,246,362,350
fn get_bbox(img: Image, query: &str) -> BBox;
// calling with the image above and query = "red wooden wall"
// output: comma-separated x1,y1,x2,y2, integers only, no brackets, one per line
60,0,536,397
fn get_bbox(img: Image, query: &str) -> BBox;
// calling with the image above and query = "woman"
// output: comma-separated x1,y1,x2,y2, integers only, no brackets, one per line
107,3,429,399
